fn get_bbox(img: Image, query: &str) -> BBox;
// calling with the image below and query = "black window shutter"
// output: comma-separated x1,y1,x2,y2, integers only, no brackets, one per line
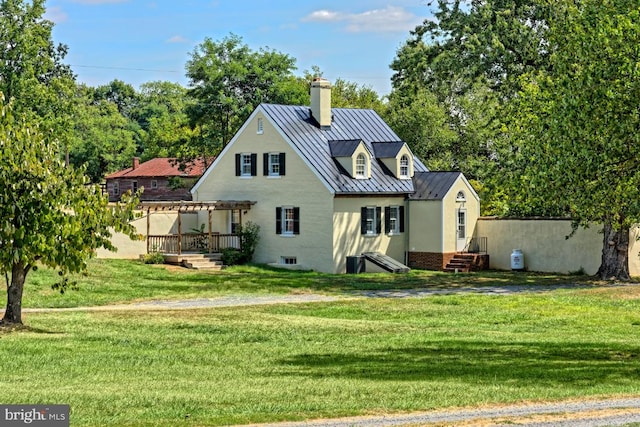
250,153,257,176
263,153,269,176
399,206,405,232
360,207,367,234
235,154,241,176
376,207,382,234
276,207,282,234
279,153,286,176
384,206,391,233
293,207,300,234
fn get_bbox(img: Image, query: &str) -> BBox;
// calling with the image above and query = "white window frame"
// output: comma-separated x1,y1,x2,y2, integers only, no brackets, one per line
257,118,264,135
355,153,366,178
388,206,400,234
229,210,240,234
268,153,280,176
456,191,466,202
241,153,253,177
281,207,295,236
280,256,297,265
365,206,377,235
151,180,158,190
399,155,409,178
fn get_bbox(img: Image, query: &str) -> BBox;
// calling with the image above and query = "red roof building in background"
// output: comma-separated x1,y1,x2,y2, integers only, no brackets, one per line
105,157,208,202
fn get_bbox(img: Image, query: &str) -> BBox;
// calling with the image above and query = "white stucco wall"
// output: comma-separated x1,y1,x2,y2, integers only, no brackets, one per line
332,196,408,273
476,218,604,274
191,109,335,272
96,211,195,259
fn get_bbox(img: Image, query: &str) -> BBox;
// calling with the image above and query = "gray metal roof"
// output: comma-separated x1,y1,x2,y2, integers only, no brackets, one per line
372,142,406,158
261,103,429,195
329,139,361,157
410,171,462,200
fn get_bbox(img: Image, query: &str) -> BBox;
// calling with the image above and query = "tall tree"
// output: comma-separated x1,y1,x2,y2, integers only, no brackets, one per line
185,33,298,160
69,85,140,182
133,81,196,160
504,0,640,279
0,0,75,141
0,99,139,325
330,78,385,113
392,0,551,100
389,0,553,213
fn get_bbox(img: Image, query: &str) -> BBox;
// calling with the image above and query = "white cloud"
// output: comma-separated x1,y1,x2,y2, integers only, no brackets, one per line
303,10,343,22
302,6,421,33
166,35,188,44
44,6,68,23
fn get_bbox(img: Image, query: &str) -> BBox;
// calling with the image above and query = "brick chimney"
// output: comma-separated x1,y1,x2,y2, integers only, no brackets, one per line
132,157,140,170
310,78,331,130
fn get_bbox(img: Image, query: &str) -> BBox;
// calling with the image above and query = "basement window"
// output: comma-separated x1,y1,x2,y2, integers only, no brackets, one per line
281,256,297,265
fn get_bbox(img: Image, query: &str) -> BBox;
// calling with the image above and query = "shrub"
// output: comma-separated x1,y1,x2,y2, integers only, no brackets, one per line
142,252,165,264
221,247,244,266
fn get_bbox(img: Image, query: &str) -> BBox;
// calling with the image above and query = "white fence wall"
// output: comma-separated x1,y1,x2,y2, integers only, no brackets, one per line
476,218,640,276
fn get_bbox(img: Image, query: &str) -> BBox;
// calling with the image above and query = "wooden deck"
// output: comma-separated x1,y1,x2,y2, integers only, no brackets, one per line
147,233,239,255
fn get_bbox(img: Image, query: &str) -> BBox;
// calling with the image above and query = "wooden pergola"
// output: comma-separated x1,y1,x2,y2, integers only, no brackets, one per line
139,200,256,255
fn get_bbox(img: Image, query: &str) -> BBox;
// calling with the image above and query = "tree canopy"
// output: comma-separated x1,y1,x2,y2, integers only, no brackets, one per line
0,99,140,325
184,34,301,160
0,0,76,143
502,0,640,279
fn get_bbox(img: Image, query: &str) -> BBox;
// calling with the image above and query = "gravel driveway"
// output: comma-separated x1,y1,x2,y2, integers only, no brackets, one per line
238,397,640,427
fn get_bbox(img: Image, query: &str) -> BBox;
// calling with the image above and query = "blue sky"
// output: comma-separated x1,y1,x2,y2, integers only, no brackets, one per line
45,0,433,96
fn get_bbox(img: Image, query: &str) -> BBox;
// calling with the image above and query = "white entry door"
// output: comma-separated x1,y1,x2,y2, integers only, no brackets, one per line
456,209,467,252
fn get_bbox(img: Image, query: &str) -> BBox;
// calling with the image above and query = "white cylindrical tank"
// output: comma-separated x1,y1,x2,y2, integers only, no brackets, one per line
510,249,525,271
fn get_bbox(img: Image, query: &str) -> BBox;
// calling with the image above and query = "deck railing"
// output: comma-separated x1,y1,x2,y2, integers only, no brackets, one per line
463,237,488,254
147,233,240,254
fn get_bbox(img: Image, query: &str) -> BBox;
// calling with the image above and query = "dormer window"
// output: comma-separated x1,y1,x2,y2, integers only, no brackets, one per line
355,153,366,178
400,155,409,178
456,191,466,202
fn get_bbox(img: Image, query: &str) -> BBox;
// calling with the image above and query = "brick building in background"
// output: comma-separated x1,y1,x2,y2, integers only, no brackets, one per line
105,157,208,202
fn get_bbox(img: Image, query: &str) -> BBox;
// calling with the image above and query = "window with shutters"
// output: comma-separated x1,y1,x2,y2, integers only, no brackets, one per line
385,205,405,235
235,153,257,177
263,152,286,177
276,207,300,236
361,206,381,236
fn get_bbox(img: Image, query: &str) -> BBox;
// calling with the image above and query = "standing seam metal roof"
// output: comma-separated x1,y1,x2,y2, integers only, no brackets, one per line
261,104,429,195
410,171,463,200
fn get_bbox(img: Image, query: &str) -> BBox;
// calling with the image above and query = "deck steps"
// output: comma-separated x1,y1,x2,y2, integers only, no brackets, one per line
164,254,225,270
444,253,489,273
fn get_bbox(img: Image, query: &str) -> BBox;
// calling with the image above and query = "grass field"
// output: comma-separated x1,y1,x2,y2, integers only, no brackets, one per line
1,260,639,426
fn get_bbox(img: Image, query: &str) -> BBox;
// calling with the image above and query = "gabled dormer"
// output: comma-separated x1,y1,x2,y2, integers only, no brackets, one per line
329,139,371,179
372,142,414,179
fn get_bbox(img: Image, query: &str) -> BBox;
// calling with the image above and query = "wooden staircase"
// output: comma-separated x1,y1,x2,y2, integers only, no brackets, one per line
444,253,489,273
164,254,225,270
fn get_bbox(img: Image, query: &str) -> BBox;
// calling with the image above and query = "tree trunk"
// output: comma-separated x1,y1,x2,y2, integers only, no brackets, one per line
597,222,630,281
2,262,28,325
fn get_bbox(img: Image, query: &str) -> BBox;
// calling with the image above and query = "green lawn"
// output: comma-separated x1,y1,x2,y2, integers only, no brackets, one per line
1,260,639,426
10,258,604,308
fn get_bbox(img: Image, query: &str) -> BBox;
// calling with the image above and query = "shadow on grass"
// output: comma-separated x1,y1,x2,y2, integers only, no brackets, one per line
277,340,640,386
